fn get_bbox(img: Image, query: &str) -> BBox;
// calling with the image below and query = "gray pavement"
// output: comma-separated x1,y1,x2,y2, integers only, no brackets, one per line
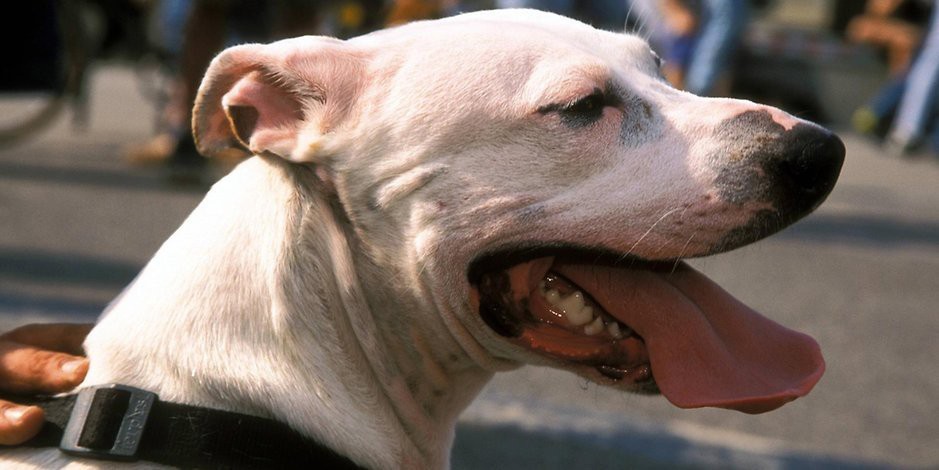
2,66,938,469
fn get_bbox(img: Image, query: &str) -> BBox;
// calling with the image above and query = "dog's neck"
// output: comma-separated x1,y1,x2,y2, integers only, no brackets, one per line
81,157,492,469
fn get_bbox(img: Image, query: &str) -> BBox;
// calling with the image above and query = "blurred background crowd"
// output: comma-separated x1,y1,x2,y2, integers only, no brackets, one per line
2,3,938,468
3,0,939,180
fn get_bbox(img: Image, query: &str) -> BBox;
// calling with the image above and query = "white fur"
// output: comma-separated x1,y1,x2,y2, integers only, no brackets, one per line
5,10,814,469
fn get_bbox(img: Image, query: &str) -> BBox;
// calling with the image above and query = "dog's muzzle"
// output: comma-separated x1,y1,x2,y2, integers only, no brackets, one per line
711,110,846,251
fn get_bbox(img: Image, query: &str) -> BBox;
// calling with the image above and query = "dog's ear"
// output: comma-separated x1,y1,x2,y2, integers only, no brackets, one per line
192,37,363,162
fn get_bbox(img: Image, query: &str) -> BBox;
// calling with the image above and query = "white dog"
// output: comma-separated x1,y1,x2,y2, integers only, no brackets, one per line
5,9,843,469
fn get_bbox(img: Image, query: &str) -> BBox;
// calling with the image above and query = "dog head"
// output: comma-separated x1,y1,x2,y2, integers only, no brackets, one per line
193,10,842,415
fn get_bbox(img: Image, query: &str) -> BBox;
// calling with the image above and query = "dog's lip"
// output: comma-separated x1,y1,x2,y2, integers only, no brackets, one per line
470,249,826,414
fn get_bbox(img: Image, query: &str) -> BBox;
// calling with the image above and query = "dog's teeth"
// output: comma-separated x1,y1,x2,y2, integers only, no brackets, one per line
541,288,598,327
584,316,605,335
556,291,584,313
607,322,623,339
545,289,561,305
547,291,593,326
566,306,593,326
554,291,590,324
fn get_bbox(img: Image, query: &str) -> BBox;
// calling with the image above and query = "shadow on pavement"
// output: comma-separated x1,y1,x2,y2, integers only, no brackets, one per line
0,160,210,193
451,421,895,470
0,292,103,319
0,248,140,288
781,213,939,248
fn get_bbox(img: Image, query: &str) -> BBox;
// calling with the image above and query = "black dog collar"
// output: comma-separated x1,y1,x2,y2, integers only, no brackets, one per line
5,384,362,469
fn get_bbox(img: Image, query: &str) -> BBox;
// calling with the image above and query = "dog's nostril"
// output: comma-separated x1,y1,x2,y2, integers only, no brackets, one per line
780,131,845,197
769,126,845,217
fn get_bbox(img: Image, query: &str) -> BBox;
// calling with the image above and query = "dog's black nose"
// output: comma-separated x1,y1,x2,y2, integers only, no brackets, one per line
713,111,845,221
710,111,846,252
769,125,845,218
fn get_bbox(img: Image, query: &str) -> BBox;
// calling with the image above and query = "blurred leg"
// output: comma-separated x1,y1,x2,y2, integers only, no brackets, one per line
890,7,939,148
495,0,575,15
578,0,628,30
852,75,906,138
684,0,747,96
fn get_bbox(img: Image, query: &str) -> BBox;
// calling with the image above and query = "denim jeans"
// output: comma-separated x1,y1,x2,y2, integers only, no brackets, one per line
890,6,939,147
496,0,628,30
684,0,748,96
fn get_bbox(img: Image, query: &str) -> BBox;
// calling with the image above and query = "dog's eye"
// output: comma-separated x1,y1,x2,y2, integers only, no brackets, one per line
558,90,606,127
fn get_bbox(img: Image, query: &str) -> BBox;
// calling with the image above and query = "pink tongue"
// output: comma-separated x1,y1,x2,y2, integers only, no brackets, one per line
554,263,825,414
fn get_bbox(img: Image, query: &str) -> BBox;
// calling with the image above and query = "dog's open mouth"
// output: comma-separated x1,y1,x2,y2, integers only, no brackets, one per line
469,250,825,414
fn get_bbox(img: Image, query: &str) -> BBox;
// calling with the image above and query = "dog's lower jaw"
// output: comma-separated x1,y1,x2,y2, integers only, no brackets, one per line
66,158,488,470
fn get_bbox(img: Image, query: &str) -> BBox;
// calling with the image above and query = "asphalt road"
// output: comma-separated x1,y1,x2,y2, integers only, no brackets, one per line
1,67,937,469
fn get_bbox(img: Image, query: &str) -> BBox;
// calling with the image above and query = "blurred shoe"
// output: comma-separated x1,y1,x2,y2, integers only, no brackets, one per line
884,134,930,159
122,133,178,166
852,106,878,135
851,106,896,141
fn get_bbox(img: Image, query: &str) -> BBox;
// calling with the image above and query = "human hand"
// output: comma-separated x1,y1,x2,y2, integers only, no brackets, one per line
0,323,92,445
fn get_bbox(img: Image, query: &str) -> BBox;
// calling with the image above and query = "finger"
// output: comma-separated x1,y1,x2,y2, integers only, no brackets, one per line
0,323,93,356
0,341,89,394
0,401,45,445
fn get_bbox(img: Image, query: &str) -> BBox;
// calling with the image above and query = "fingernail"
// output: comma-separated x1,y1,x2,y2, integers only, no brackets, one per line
61,358,87,375
4,406,28,424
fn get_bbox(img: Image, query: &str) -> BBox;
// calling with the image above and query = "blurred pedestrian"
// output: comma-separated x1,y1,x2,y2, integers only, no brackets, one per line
387,0,454,24
495,0,629,30
683,0,748,96
386,0,500,25
887,2,939,155
125,0,321,181
651,0,746,96
657,0,700,89
848,0,931,141
126,0,389,182
848,0,928,77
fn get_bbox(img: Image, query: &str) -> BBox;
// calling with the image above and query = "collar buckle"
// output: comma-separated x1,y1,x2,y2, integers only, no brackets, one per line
59,384,157,461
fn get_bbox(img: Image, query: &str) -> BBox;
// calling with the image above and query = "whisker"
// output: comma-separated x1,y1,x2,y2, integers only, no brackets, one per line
637,17,649,40
624,2,636,33
672,232,696,274
621,207,682,262
628,2,652,40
